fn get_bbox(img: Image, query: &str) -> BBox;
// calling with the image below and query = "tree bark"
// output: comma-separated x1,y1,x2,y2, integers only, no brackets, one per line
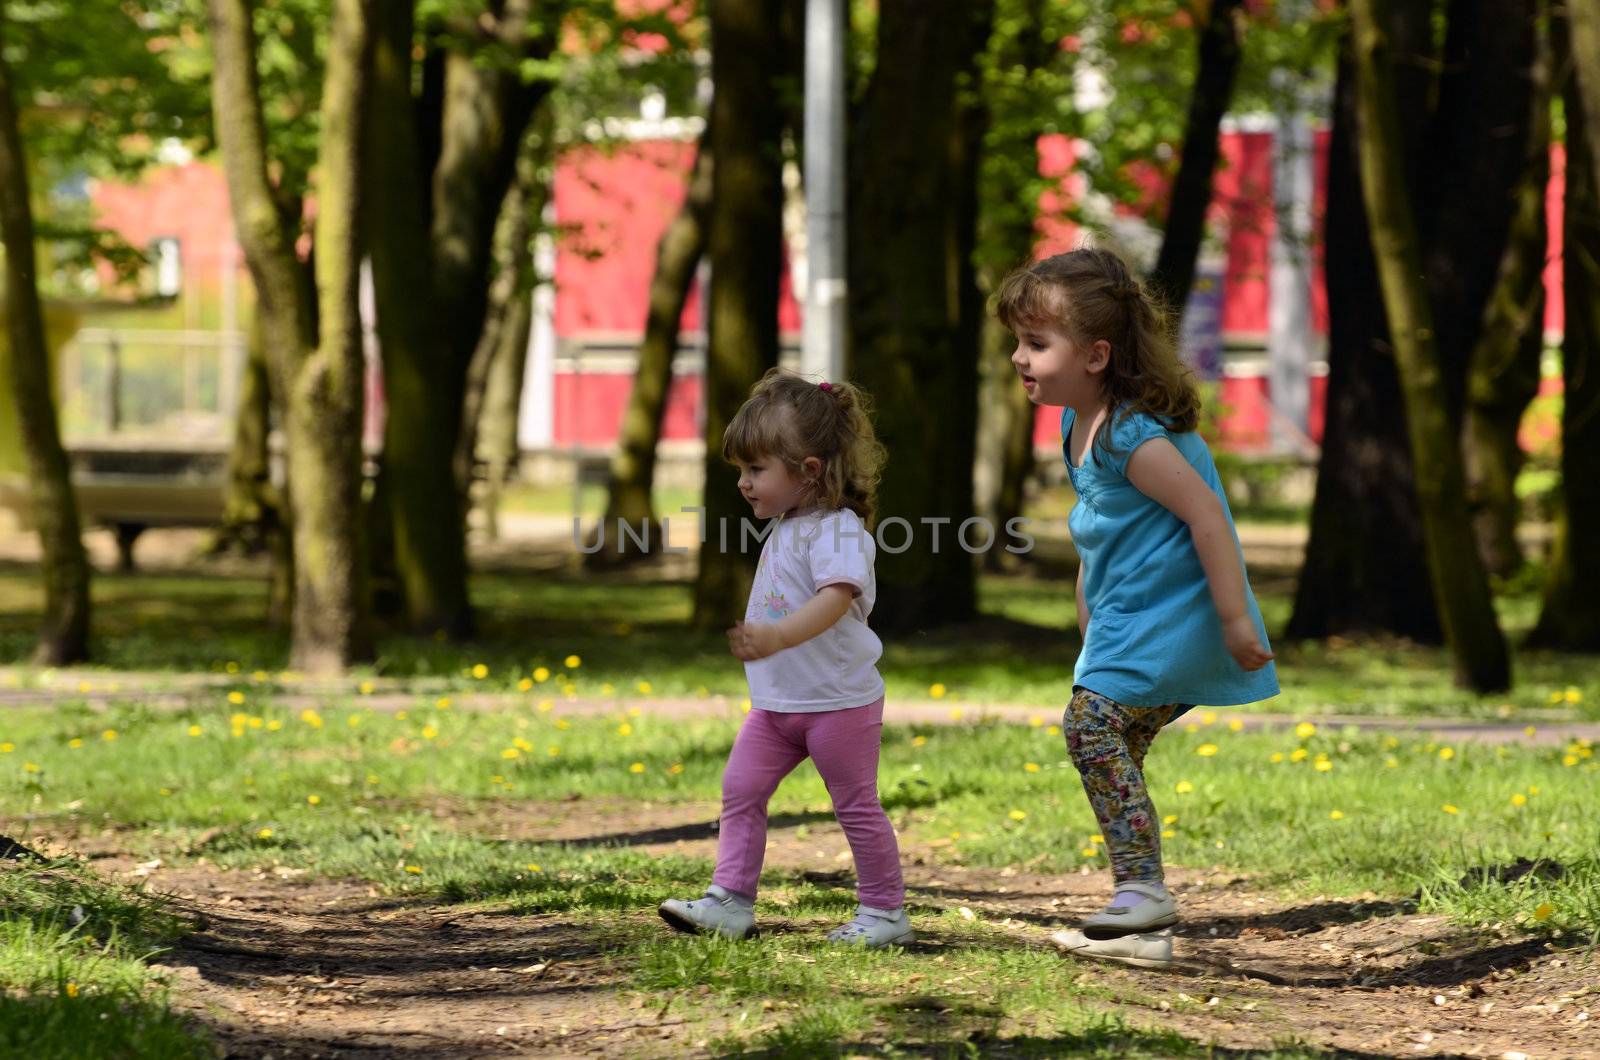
691,0,784,632
0,8,90,665
1530,15,1600,649
1347,0,1510,691
366,0,554,638
1567,0,1600,204
1462,19,1550,578
590,140,712,568
849,0,995,630
1148,0,1244,315
207,0,373,673
1288,5,1441,643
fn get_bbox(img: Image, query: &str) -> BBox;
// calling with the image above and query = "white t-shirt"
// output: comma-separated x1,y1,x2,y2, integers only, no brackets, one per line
743,508,885,713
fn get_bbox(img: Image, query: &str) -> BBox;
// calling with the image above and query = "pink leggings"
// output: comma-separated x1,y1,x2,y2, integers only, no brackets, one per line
712,698,904,910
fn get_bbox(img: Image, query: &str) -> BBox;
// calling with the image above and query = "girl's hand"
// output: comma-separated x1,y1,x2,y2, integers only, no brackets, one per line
1223,616,1275,672
728,621,786,661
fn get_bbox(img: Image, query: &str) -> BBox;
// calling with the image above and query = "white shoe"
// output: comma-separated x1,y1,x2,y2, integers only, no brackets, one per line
827,904,915,948
1051,927,1174,970
1081,880,1177,932
658,885,755,940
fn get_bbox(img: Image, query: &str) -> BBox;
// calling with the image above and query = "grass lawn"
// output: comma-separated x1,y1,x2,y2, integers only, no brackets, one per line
2,692,1596,1054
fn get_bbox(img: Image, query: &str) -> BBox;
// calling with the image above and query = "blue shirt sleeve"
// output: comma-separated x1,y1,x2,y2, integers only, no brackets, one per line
1094,409,1171,477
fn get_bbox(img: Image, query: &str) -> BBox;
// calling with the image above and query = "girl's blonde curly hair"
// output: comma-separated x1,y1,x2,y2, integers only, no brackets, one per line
722,368,886,525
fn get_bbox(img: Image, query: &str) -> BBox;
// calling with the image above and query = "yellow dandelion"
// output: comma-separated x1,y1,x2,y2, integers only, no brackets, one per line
1029,715,1044,728
1510,793,1527,807
1046,725,1061,736
1163,814,1178,825
501,748,521,760
1524,725,1536,737
1295,722,1316,739
257,828,273,839
1290,748,1309,763
1200,711,1217,726
1080,846,1098,857
366,774,380,785
421,724,439,740
158,787,171,796
513,737,533,752
1564,687,1582,703
1563,754,1579,767
1160,829,1176,839
65,982,79,998
307,794,321,805
947,707,963,720
741,698,752,714
23,762,40,773
929,683,947,699
548,746,560,757
1184,723,1199,733
359,680,374,695
1196,743,1218,757
912,735,928,747
629,762,646,774
668,762,684,775
1174,780,1195,794
1438,747,1455,761
1528,785,1540,795
517,678,533,692
636,680,653,695
405,865,423,874
1228,718,1245,732
1269,752,1285,764
300,709,323,729
1441,804,1458,815
537,698,554,712
225,661,239,674
1548,691,1564,705
187,725,204,737
1314,760,1333,773
1008,809,1027,821
628,706,642,718
525,863,542,873
1024,762,1041,773
555,718,571,730
1383,735,1399,749
435,697,451,711
78,680,92,693
617,723,633,737
266,719,283,731
564,655,581,669
68,738,83,749
601,682,616,696
533,667,551,683
1329,810,1345,820
253,670,268,682
0,743,13,753
1533,902,1553,921
1091,834,1103,844
227,691,245,706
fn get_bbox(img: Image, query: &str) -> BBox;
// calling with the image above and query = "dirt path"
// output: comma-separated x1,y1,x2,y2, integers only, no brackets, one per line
29,801,1592,1059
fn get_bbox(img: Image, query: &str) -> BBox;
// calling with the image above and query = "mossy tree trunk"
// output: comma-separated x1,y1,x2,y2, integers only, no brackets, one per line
0,5,90,664
207,0,374,673
590,140,712,568
1347,0,1510,691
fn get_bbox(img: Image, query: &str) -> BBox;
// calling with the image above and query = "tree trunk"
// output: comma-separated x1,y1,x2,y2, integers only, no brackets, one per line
1463,21,1550,578
973,0,1053,567
1568,0,1600,203
366,0,554,638
691,0,784,632
590,140,712,568
207,0,373,673
1530,16,1600,649
1347,0,1511,691
0,10,90,665
1417,0,1538,417
1148,0,1244,314
1288,7,1442,643
848,0,994,632
216,314,294,620
478,262,534,542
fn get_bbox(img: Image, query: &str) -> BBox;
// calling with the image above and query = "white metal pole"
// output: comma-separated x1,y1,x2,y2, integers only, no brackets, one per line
801,0,847,383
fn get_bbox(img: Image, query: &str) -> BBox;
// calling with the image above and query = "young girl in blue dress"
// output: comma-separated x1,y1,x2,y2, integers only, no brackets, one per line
996,247,1279,968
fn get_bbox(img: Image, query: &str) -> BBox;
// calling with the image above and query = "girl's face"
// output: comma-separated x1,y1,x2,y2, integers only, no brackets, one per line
1010,318,1110,410
735,455,819,519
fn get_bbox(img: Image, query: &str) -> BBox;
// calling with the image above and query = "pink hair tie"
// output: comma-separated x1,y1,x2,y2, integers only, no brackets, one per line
819,381,834,392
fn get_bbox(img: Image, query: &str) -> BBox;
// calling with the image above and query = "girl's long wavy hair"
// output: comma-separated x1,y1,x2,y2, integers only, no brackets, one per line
994,247,1201,458
722,368,886,525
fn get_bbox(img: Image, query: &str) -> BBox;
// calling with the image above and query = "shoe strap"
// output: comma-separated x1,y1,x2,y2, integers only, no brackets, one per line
1111,881,1169,903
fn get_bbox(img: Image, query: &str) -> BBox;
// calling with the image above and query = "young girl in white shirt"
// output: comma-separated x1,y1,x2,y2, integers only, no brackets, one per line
658,369,912,947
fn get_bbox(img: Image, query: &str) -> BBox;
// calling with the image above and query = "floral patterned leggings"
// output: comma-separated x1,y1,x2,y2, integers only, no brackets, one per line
1063,686,1183,887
